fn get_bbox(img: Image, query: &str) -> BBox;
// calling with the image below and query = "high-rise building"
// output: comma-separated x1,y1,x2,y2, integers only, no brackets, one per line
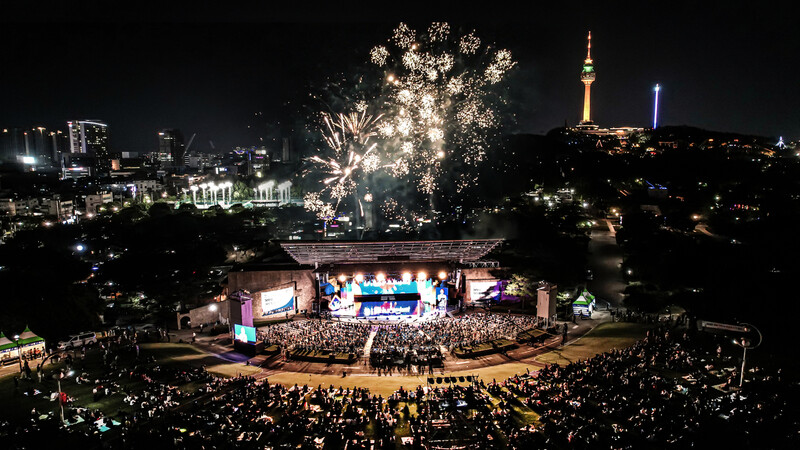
68,120,109,154
68,120,110,173
1,127,25,160
3,127,66,165
578,32,597,128
50,130,69,163
157,129,185,166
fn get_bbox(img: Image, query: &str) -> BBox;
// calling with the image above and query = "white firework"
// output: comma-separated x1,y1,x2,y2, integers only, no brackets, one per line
370,46,389,66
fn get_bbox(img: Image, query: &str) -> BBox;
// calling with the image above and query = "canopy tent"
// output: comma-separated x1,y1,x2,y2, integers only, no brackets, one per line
17,326,45,348
0,332,18,362
0,327,45,363
0,332,14,351
572,290,597,317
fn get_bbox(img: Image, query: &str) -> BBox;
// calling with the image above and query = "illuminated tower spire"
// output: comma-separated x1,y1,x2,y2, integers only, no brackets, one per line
579,31,596,125
653,84,661,129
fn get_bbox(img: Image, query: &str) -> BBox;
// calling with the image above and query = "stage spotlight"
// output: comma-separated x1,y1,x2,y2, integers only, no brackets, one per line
466,376,473,382
438,271,447,280
428,378,435,384
417,271,427,281
355,274,364,283
436,377,442,384
444,377,451,383
338,274,347,283
459,376,465,382
376,273,385,282
402,272,412,282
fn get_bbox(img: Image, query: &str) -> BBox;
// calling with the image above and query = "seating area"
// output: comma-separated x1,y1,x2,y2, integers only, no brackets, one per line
1,320,797,449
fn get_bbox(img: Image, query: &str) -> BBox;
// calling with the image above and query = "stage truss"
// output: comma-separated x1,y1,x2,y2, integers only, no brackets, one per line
280,239,503,266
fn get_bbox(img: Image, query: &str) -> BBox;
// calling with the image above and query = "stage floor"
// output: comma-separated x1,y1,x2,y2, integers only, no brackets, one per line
329,312,446,324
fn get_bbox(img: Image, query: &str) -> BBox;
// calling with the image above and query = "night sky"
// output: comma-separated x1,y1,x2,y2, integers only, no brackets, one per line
1,2,796,153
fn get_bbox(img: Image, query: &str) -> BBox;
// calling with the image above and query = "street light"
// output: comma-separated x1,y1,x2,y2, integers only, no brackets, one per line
733,323,762,387
57,370,75,424
13,334,22,373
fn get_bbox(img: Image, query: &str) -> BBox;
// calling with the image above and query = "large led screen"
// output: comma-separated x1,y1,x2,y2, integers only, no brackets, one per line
355,299,422,318
234,324,257,343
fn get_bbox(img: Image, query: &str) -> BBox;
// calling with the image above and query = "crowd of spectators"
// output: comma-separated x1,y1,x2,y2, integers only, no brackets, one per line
256,313,537,363
370,313,538,366
2,318,797,449
494,326,798,448
258,321,371,355
369,323,443,368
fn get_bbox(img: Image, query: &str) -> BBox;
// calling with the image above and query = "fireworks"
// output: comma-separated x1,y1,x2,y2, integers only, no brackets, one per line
305,22,516,227
370,46,389,66
459,32,481,55
303,192,336,220
372,22,516,200
392,23,415,49
304,109,383,221
485,49,517,84
428,22,450,42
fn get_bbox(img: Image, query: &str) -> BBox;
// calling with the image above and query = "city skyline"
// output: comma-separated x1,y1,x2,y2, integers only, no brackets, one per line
0,3,796,152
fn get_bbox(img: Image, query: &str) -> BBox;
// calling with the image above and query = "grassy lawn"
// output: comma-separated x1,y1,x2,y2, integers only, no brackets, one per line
0,350,142,423
0,342,260,424
517,328,548,342
290,349,356,363
535,322,650,366
264,362,541,397
140,343,261,377
253,317,293,327
453,339,516,358
0,322,650,436
263,344,280,354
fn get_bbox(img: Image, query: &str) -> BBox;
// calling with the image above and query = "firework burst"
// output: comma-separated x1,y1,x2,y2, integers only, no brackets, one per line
370,22,517,216
304,109,384,221
306,22,516,228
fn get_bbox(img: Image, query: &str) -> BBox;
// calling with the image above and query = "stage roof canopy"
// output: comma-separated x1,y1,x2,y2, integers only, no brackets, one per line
280,239,503,265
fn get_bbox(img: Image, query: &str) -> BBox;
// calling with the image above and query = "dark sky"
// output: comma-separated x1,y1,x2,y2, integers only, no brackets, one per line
1,1,796,152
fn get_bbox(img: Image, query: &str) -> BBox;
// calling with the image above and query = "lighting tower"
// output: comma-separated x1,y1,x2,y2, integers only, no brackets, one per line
579,31,596,126
653,84,661,129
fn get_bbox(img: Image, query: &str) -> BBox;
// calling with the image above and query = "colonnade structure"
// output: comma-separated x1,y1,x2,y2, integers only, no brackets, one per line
256,180,292,206
183,180,293,208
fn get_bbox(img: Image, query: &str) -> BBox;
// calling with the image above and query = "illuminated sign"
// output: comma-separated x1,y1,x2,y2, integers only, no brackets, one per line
356,299,421,317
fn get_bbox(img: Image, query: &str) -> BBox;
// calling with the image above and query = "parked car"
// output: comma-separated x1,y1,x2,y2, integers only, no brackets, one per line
57,332,97,350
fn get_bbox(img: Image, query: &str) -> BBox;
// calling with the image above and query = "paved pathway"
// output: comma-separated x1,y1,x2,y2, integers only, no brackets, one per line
362,329,377,359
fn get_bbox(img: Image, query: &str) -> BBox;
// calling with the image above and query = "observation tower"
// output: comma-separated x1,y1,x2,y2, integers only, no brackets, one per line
577,32,597,129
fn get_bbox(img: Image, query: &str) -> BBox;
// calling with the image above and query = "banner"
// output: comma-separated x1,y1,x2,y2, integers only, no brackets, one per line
470,280,501,302
260,286,295,316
